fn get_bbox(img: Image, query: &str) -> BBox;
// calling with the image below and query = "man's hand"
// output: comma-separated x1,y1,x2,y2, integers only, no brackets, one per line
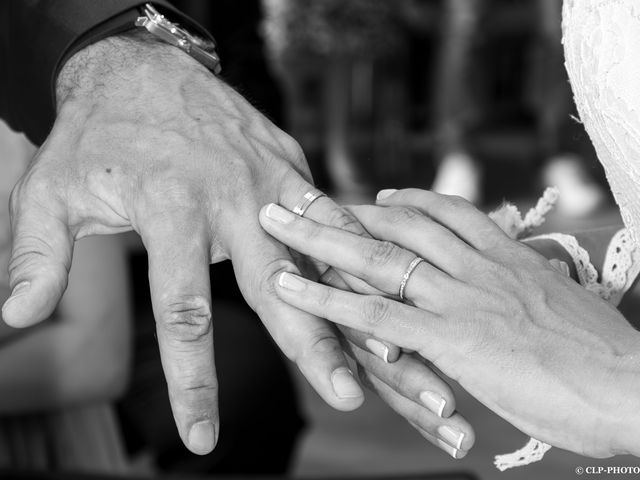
1,32,366,454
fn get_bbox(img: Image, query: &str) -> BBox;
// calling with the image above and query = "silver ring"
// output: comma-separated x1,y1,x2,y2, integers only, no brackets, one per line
399,256,424,301
292,188,326,217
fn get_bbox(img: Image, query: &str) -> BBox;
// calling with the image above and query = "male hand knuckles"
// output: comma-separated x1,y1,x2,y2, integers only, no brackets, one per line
302,330,343,361
441,194,472,211
161,295,213,345
386,206,423,225
326,207,368,236
8,238,56,275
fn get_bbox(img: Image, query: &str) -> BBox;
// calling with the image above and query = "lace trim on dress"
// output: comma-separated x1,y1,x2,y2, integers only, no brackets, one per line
532,233,603,296
494,438,553,472
488,187,559,240
601,228,640,307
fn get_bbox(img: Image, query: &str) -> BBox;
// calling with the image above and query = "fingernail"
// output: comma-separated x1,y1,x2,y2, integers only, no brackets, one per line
420,391,446,417
2,281,30,309
188,420,215,455
278,272,307,292
331,367,363,399
376,189,397,201
438,425,465,450
365,338,390,363
265,203,296,224
436,438,461,459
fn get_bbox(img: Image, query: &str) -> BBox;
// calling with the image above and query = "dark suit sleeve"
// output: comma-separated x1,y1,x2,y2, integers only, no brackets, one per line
0,1,214,146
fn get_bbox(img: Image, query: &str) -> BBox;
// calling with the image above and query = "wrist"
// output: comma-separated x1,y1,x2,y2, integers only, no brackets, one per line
523,237,578,280
56,30,214,110
53,29,233,141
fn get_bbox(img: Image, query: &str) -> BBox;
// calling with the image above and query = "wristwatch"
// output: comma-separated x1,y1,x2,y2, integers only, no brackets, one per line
135,3,222,74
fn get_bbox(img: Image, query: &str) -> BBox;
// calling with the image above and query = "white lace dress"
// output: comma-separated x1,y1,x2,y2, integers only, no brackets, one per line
563,0,640,246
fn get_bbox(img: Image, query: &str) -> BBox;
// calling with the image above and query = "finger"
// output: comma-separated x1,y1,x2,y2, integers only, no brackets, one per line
376,189,509,250
142,214,218,455
276,173,400,363
345,204,478,279
260,203,458,308
359,367,475,457
409,421,469,460
340,326,400,364
278,177,381,296
276,169,403,358
2,189,73,328
321,268,401,363
349,342,456,418
275,271,455,356
230,224,364,412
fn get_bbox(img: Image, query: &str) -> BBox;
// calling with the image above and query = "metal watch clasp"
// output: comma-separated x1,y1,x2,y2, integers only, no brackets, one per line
135,3,221,74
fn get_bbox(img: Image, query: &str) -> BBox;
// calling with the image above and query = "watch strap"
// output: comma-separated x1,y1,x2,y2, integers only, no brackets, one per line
134,4,221,74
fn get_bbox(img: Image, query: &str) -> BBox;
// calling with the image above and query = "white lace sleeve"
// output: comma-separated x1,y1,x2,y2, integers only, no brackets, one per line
601,228,640,307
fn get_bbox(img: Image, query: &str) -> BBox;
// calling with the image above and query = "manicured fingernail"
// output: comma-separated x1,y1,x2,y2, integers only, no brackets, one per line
2,281,30,310
265,203,296,224
278,272,307,292
331,367,363,399
438,425,465,450
436,439,461,459
365,338,390,363
376,189,397,201
188,421,215,455
420,391,446,417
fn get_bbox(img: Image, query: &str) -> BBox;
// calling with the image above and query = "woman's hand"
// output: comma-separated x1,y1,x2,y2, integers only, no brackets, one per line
259,189,640,458
345,342,475,459
295,250,476,459
289,206,475,460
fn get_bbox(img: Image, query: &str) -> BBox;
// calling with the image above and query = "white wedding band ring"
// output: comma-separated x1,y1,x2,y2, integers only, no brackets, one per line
293,188,326,217
399,256,424,301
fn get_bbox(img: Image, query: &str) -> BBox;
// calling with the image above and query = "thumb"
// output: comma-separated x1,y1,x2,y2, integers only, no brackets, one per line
2,193,73,327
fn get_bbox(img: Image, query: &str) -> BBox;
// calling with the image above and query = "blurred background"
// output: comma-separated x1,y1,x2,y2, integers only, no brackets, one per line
0,1,635,480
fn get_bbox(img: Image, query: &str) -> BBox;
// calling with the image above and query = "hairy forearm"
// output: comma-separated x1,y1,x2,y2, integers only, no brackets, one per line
57,30,196,104
55,29,230,131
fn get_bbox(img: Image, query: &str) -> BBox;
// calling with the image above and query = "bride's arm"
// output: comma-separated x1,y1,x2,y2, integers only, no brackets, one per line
259,190,640,458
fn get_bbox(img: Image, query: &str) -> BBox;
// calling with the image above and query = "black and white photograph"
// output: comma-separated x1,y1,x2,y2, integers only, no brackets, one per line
1,1,639,479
